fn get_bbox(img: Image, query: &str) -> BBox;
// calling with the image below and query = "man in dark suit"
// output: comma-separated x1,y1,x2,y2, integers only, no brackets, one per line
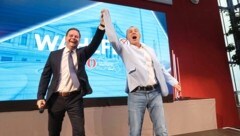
36,10,105,136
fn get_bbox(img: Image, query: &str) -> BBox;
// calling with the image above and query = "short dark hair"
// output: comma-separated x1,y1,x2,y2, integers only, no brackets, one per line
66,27,81,37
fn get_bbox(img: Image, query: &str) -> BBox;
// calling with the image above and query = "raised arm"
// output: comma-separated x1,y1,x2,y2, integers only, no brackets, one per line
102,9,122,54
83,10,105,60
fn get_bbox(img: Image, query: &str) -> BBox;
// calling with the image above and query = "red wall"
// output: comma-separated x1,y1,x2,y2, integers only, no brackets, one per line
100,0,240,128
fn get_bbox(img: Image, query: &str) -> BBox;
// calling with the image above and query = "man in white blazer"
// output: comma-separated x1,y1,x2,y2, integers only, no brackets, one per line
103,9,181,136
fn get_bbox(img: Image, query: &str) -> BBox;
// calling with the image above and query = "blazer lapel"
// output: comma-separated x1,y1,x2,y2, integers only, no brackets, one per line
55,48,64,73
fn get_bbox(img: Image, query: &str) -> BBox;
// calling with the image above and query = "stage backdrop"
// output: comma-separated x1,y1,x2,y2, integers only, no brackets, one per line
0,0,173,101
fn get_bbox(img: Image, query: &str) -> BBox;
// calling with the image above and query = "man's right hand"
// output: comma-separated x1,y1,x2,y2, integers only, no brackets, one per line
37,99,46,109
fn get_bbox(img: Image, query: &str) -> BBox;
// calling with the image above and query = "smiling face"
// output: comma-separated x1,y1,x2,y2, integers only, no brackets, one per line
65,28,81,50
126,26,141,47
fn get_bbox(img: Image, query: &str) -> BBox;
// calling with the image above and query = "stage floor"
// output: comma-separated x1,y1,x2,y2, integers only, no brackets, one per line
0,98,218,136
174,128,240,136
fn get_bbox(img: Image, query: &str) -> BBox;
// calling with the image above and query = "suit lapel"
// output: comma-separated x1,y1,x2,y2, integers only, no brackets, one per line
55,48,64,73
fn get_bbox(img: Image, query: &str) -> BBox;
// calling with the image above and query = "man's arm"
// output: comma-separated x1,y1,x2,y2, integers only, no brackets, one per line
103,9,122,54
36,52,52,110
84,27,105,60
161,65,181,92
37,53,52,100
83,10,106,60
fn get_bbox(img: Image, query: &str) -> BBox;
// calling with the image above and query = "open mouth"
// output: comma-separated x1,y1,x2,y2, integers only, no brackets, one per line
70,39,77,44
132,36,137,39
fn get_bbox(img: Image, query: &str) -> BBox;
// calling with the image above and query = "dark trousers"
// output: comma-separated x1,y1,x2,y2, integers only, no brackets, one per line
47,92,85,136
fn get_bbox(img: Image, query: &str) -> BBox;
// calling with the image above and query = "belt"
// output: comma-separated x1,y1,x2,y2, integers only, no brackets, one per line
56,91,80,97
133,84,158,92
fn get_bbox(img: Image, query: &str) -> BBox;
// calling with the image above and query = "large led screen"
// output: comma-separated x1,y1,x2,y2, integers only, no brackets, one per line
0,0,172,101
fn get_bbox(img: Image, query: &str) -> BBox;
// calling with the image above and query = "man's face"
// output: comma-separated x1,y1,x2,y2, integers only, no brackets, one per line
126,27,141,45
65,30,80,50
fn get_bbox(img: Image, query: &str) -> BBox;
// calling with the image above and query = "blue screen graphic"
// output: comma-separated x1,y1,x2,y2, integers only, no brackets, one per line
0,1,171,101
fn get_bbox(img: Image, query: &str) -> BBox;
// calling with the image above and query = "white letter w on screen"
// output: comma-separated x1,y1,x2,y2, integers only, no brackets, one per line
35,34,59,51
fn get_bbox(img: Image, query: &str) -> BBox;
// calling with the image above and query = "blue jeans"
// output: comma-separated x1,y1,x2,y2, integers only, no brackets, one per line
128,87,168,136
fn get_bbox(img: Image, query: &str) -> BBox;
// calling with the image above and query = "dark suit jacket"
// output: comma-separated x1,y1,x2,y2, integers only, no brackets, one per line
37,28,105,102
